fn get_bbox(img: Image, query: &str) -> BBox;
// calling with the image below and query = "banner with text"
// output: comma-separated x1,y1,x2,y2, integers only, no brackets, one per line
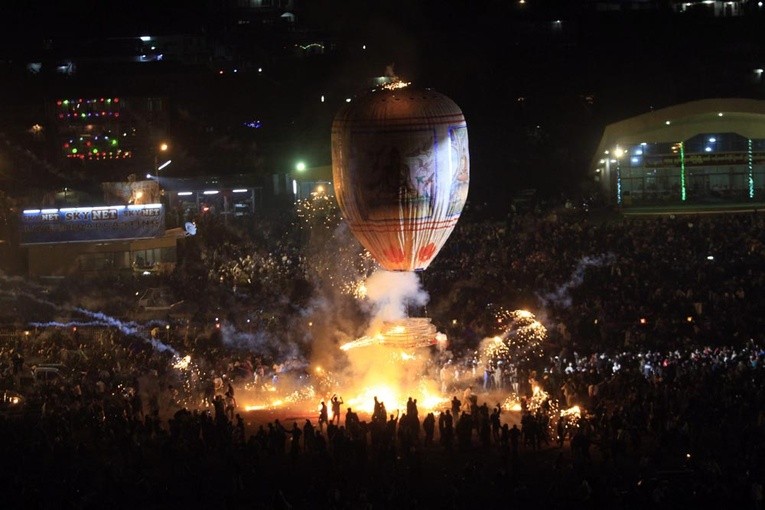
20,204,164,245
643,152,765,168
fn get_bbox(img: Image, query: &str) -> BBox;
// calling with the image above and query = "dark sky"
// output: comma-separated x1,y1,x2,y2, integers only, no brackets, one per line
2,1,765,206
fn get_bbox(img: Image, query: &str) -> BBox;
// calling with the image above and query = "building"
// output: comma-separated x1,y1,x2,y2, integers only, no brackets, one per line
586,0,751,16
19,180,181,277
672,0,748,16
592,98,765,209
162,174,264,225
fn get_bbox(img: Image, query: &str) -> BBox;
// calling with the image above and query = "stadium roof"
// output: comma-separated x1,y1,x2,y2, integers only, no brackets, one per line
592,98,765,169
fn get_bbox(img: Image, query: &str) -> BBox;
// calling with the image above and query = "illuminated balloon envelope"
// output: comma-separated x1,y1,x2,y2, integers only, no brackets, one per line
332,84,469,271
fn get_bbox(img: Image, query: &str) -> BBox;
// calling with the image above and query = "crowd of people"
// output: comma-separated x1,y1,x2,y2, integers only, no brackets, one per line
1,199,765,508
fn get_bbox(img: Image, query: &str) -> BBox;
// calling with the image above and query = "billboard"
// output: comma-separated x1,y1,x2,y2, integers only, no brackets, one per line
20,204,164,245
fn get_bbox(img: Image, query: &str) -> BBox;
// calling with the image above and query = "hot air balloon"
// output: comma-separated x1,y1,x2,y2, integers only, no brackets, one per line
332,81,469,272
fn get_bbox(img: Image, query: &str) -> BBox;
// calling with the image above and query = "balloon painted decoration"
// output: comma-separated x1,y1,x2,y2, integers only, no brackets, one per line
331,83,469,271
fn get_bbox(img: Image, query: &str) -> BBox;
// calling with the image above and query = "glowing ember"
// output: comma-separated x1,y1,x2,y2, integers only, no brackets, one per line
506,402,522,412
240,385,317,413
380,79,411,91
172,355,192,370
560,405,581,419
502,384,556,415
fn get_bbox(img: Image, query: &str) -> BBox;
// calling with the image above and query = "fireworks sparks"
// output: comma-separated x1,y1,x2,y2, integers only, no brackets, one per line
481,336,510,367
172,355,192,370
343,382,447,416
380,79,411,91
484,309,547,368
502,384,555,414
560,405,581,419
241,385,317,413
295,193,341,232
333,311,447,419
295,192,377,297
340,318,440,351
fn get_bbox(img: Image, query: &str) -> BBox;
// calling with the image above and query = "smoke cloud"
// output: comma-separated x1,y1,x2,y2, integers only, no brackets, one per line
537,253,615,309
364,270,429,325
0,271,178,355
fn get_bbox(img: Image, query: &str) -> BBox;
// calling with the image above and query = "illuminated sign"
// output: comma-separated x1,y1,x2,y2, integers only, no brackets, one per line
20,204,164,245
642,152,765,168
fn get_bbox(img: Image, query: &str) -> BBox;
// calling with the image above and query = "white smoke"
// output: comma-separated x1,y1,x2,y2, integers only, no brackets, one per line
218,323,305,363
538,253,615,309
0,271,179,354
364,270,429,325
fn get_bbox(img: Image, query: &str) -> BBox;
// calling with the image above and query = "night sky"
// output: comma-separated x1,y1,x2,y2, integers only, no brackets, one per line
1,1,764,209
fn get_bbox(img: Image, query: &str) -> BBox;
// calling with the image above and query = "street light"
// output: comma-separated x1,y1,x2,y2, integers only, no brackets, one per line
155,142,169,182
292,161,307,200
154,143,170,204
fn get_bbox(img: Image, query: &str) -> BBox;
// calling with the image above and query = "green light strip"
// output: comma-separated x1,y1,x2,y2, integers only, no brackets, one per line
748,139,755,199
680,141,686,201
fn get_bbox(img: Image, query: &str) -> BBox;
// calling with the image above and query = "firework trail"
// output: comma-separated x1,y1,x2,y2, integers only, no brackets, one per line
0,271,178,354
537,253,615,308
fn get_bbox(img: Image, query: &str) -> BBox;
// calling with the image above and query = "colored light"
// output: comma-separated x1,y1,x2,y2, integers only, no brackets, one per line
748,139,755,199
680,142,687,201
